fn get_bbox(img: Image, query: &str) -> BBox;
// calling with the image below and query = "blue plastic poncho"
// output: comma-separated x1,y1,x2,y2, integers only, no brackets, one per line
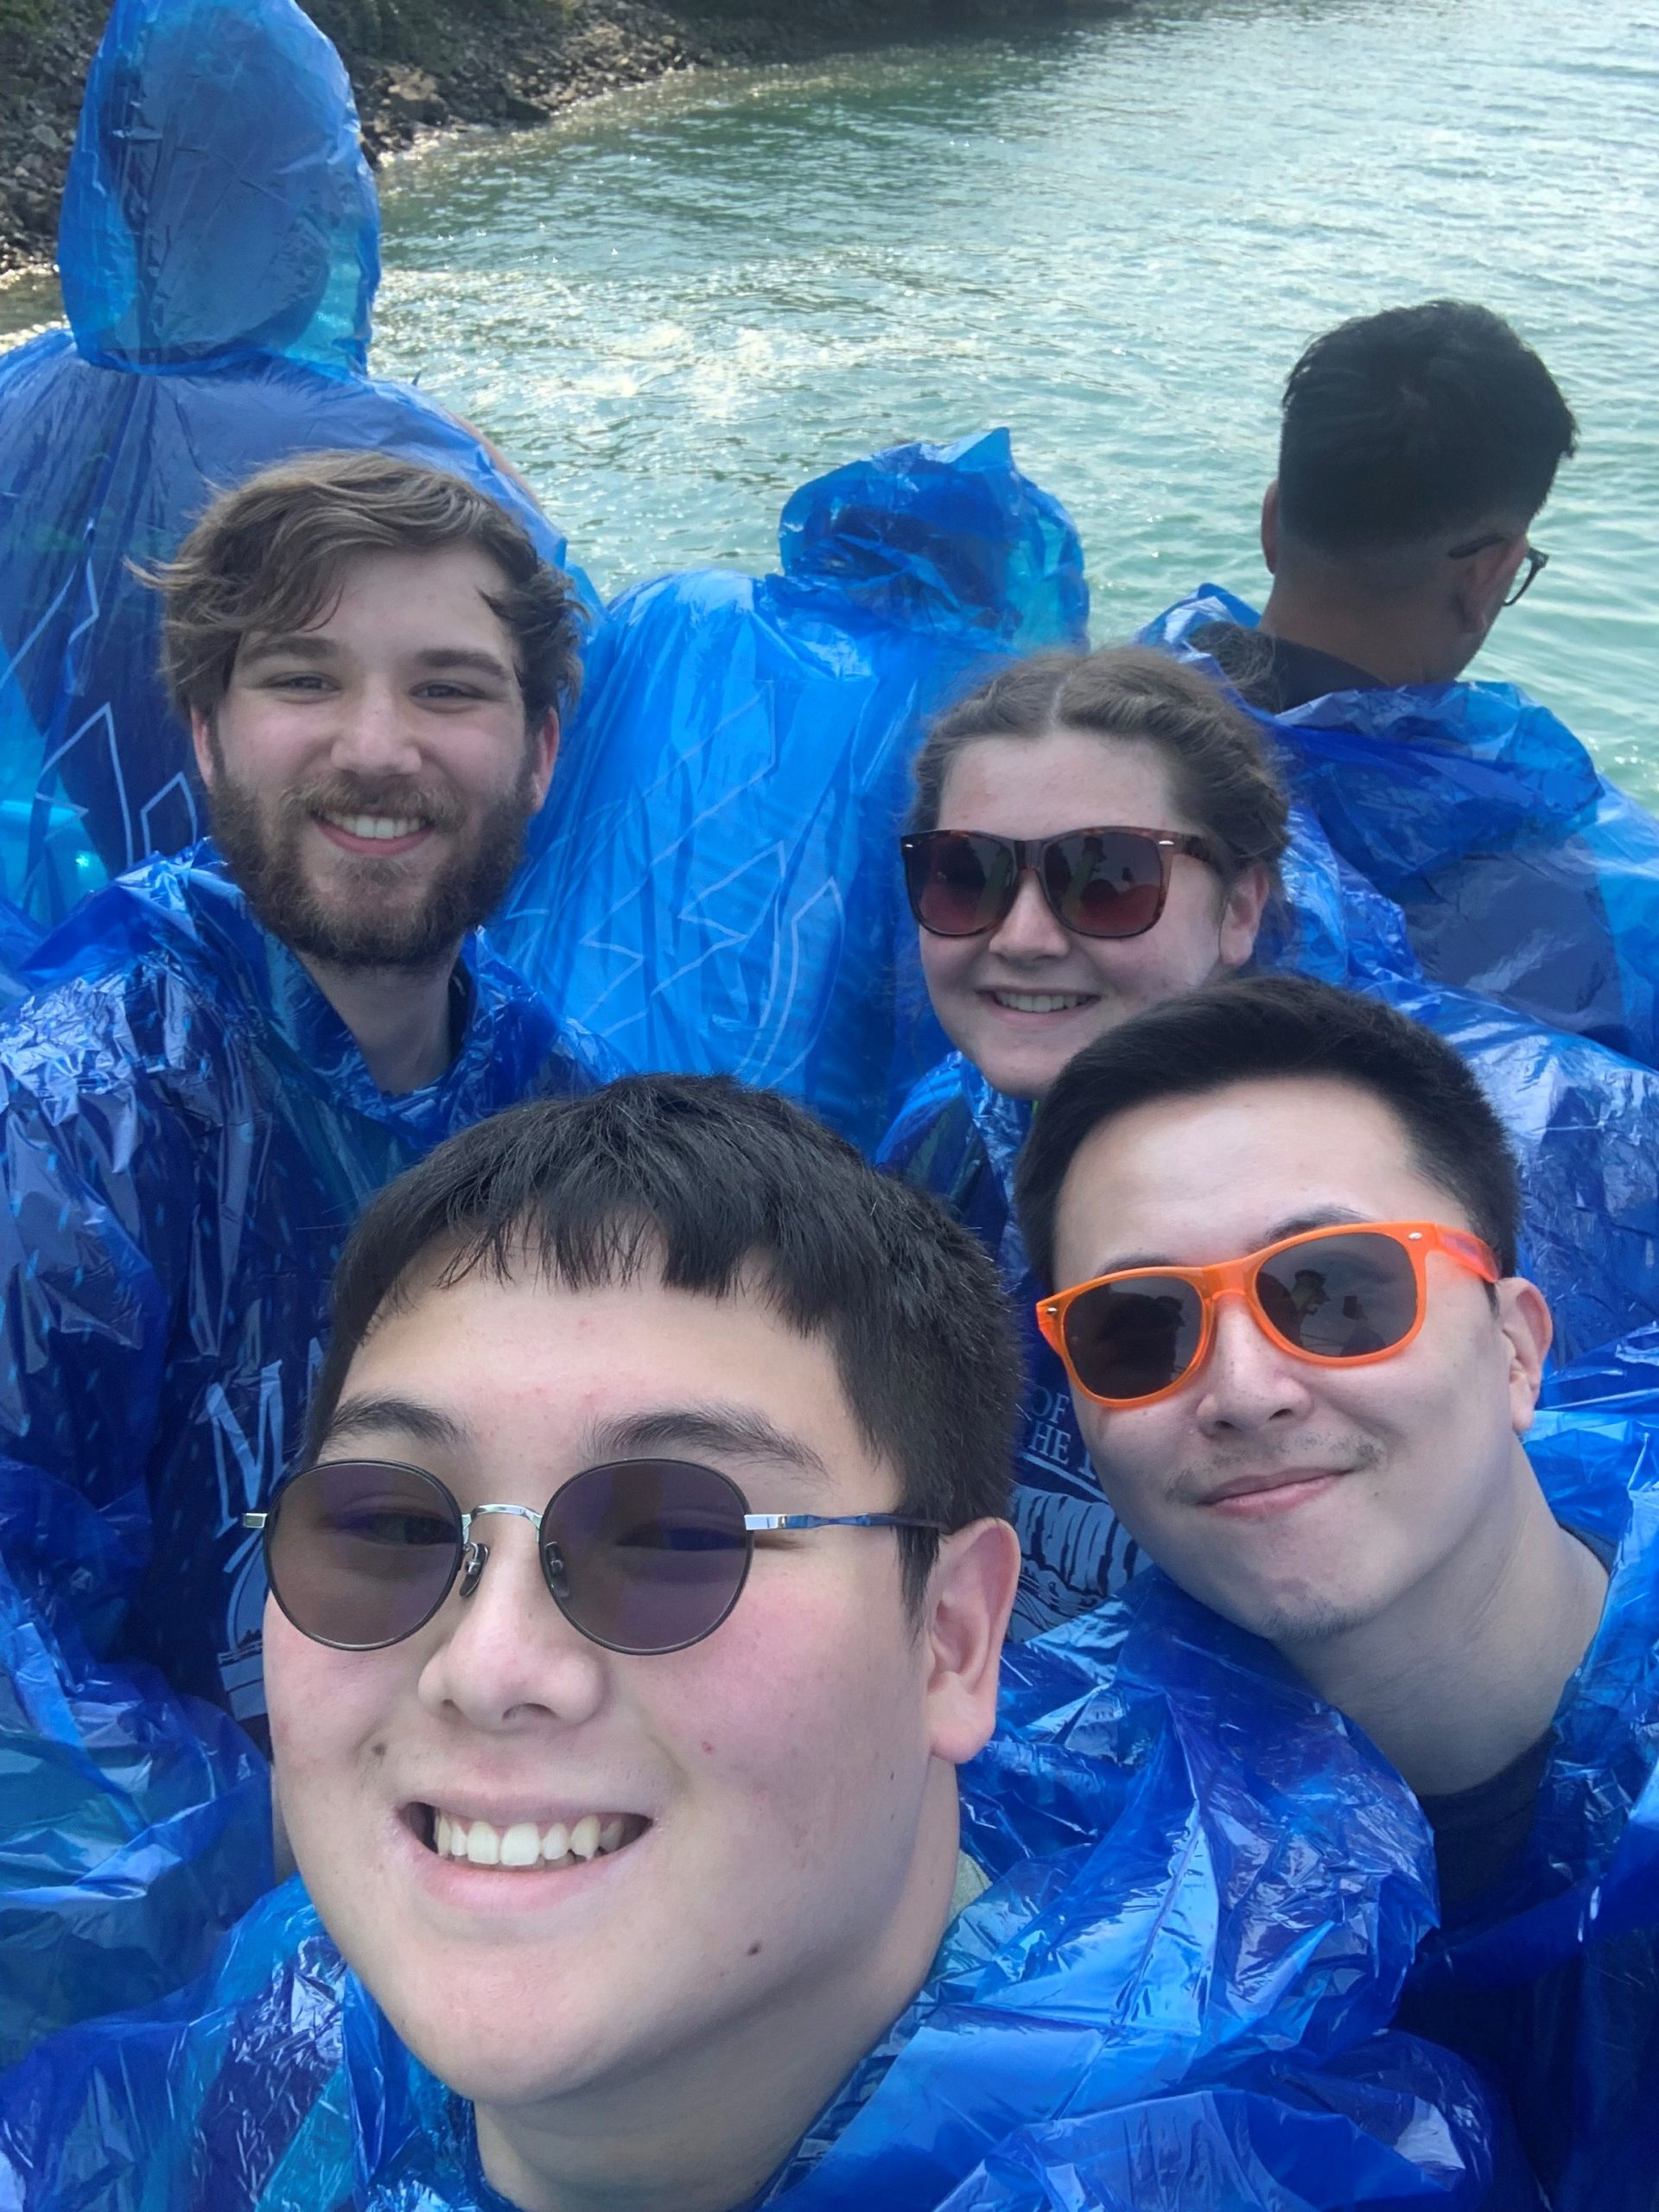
878,1060,1136,1640
1392,1373,1659,2211
493,431,1087,1153
0,1573,1520,2210
1143,586,1659,1071
881,806,1659,1635
0,847,603,2061
0,0,587,927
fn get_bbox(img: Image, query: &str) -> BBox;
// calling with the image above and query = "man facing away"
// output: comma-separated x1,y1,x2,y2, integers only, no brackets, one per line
0,451,605,2058
0,1077,1521,2211
1145,302,1659,1069
1017,973,1659,2208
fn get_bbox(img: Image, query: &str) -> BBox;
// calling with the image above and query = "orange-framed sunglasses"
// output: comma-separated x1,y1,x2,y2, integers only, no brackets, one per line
1036,1220,1499,1410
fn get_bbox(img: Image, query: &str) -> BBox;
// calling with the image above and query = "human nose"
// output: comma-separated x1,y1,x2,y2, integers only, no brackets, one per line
983,867,1072,960
1190,1291,1316,1433
417,1515,607,1731
327,673,425,779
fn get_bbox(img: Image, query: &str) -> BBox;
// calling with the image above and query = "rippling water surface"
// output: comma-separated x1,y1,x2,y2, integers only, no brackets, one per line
10,0,1657,796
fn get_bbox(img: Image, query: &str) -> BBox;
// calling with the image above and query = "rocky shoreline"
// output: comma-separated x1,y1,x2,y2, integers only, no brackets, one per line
0,0,1132,283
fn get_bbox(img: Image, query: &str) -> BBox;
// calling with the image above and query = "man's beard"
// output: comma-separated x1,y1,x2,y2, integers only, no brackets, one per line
205,752,536,974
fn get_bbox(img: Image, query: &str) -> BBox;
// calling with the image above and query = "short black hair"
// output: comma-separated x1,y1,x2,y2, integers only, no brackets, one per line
1277,301,1578,556
1015,976,1521,1288
308,1076,1019,1608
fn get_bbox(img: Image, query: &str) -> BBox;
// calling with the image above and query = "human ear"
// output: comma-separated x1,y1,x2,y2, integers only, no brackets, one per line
921,1517,1020,1766
1496,1276,1552,1434
527,708,560,810
1260,481,1280,574
1452,536,1525,635
1217,861,1272,972
189,704,218,786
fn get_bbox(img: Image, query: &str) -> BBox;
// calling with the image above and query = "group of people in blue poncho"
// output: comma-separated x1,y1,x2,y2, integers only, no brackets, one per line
2,5,1659,2209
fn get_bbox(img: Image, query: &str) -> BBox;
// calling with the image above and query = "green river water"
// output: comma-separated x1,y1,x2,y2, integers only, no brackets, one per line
6,0,1656,798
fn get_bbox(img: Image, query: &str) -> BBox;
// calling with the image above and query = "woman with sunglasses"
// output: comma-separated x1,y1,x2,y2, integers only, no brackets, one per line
880,645,1287,1637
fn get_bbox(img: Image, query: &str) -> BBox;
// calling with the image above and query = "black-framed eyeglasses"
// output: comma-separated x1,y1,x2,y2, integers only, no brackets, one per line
899,825,1217,942
245,1458,944,1656
1447,534,1549,608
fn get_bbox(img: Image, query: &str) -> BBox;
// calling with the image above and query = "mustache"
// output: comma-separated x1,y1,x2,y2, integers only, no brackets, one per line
282,775,468,835
1166,1433,1384,1507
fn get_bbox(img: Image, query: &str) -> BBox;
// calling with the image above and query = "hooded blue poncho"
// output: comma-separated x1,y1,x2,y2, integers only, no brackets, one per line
493,430,1084,1154
0,0,587,926
1142,586,1659,1071
0,849,605,2061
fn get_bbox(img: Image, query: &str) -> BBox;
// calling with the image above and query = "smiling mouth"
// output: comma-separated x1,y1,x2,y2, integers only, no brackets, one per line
984,989,1097,1014
1202,1469,1343,1514
409,1804,651,1871
315,810,432,842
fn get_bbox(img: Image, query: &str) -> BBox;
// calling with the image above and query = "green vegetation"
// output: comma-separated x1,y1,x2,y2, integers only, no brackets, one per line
0,0,53,40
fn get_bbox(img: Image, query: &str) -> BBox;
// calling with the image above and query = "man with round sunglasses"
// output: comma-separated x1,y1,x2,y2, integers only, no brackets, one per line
1,1073,1522,2210
1017,971,1659,2207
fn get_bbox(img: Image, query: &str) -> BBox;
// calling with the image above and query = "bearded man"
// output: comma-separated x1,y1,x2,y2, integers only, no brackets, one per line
0,452,605,2060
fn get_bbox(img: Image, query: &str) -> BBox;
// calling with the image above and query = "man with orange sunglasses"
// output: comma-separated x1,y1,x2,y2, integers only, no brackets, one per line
1015,970,1657,2211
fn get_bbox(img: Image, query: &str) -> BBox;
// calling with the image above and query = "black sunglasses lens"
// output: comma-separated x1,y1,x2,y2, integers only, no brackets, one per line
1255,1233,1418,1359
543,1459,752,1655
1063,1276,1205,1402
268,1461,461,1649
1045,831,1166,938
906,833,1014,936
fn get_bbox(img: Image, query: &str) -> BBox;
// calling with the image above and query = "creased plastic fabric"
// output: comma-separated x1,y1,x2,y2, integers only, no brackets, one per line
880,806,1659,1634
0,847,604,2061
0,1577,1513,2209
1143,586,1659,1070
0,0,588,926
1395,1363,1659,2209
493,431,1086,1152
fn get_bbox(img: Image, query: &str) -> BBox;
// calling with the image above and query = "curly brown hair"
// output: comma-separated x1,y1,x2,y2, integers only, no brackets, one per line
151,449,584,728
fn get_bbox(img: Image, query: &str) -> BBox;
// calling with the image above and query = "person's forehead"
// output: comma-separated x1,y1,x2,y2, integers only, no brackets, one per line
938,728,1183,836
1054,1074,1455,1274
341,1258,867,1473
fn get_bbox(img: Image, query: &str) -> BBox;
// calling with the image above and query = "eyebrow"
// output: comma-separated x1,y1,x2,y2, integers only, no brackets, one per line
587,1403,831,1485
1086,1205,1375,1277
235,641,518,687
410,647,518,687
238,633,337,668
315,1393,472,1455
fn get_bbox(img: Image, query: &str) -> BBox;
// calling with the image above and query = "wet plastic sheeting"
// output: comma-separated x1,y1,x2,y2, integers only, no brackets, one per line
0,0,585,924
0,1552,272,2069
0,1573,1510,2209
1397,1370,1659,2210
495,431,1088,1152
1146,587,1659,1071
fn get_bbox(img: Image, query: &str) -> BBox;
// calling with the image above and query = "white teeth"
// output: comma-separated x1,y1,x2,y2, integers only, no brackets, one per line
499,1821,542,1868
324,811,424,841
992,991,1091,1014
429,1808,635,1870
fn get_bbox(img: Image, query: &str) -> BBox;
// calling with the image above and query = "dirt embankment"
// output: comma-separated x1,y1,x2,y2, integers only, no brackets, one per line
0,0,1131,282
